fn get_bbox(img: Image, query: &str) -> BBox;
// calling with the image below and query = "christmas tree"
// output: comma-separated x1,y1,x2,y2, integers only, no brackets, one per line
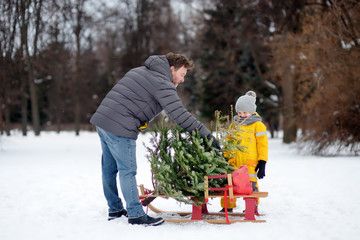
146,110,245,205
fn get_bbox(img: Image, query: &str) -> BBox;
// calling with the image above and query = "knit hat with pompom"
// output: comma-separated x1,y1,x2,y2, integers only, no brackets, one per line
235,91,257,114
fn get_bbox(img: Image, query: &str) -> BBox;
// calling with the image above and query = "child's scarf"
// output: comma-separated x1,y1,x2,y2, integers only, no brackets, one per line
233,114,262,126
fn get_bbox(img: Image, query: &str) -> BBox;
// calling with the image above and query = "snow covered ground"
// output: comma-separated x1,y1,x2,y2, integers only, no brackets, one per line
0,130,359,240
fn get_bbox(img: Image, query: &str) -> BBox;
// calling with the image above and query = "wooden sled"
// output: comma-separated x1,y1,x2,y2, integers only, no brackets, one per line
139,174,268,224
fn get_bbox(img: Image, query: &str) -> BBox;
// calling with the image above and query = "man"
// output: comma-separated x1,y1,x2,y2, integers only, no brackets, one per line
90,52,220,226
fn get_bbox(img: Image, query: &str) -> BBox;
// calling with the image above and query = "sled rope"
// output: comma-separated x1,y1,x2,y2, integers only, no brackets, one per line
223,185,233,224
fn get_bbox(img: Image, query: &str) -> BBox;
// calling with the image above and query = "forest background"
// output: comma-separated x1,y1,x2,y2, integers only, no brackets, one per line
1,0,359,155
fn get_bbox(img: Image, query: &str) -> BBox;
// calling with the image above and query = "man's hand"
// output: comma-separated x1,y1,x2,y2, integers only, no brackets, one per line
206,134,221,150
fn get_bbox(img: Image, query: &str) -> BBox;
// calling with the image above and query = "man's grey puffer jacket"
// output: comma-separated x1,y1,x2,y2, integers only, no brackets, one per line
90,55,211,139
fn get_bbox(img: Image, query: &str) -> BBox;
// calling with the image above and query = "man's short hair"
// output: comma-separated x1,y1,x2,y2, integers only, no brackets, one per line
166,52,194,70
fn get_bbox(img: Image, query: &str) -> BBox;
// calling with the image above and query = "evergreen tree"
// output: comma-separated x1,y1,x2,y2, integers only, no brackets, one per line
193,0,276,123
146,112,245,205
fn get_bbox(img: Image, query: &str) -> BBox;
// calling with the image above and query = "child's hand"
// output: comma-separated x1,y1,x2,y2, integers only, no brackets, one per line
255,160,266,179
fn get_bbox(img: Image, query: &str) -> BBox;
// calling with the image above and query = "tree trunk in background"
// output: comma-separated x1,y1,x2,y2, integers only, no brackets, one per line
282,64,297,143
28,0,43,136
1,68,13,136
0,1,19,136
19,0,43,136
74,47,81,136
27,63,40,135
20,75,28,136
73,0,85,136
19,0,28,136
0,99,4,135
4,102,11,136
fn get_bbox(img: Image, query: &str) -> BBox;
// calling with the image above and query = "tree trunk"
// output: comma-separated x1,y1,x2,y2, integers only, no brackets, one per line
19,0,43,136
27,0,43,136
5,106,11,136
4,97,11,136
282,65,297,143
70,0,87,136
0,98,4,135
19,0,28,136
0,97,11,136
27,63,41,135
74,34,81,136
0,1,19,136
20,79,28,136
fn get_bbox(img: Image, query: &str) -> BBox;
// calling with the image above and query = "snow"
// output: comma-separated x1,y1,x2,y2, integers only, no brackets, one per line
1,131,359,240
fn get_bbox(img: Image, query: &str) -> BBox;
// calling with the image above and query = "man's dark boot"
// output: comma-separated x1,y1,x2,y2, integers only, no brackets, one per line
108,209,128,221
128,215,164,226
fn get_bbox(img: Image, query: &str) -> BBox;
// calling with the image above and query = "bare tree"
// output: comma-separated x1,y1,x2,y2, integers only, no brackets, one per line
0,0,19,135
38,17,72,132
120,0,181,72
73,0,84,136
63,0,90,135
18,0,44,136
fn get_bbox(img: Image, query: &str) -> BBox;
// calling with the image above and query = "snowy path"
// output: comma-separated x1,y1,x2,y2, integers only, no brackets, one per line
0,131,359,240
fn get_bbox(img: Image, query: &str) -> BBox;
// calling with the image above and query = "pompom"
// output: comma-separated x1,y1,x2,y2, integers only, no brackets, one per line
246,90,256,98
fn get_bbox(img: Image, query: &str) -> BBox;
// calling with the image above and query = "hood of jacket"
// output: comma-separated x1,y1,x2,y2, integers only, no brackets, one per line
145,55,172,83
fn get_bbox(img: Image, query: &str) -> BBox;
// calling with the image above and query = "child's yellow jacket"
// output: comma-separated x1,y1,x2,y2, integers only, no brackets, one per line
221,113,268,208
226,113,268,182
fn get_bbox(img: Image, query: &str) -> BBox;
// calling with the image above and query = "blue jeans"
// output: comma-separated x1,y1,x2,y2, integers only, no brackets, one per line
96,127,145,219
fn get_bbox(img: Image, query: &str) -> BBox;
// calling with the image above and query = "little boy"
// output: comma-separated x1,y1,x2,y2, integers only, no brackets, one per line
220,90,268,212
